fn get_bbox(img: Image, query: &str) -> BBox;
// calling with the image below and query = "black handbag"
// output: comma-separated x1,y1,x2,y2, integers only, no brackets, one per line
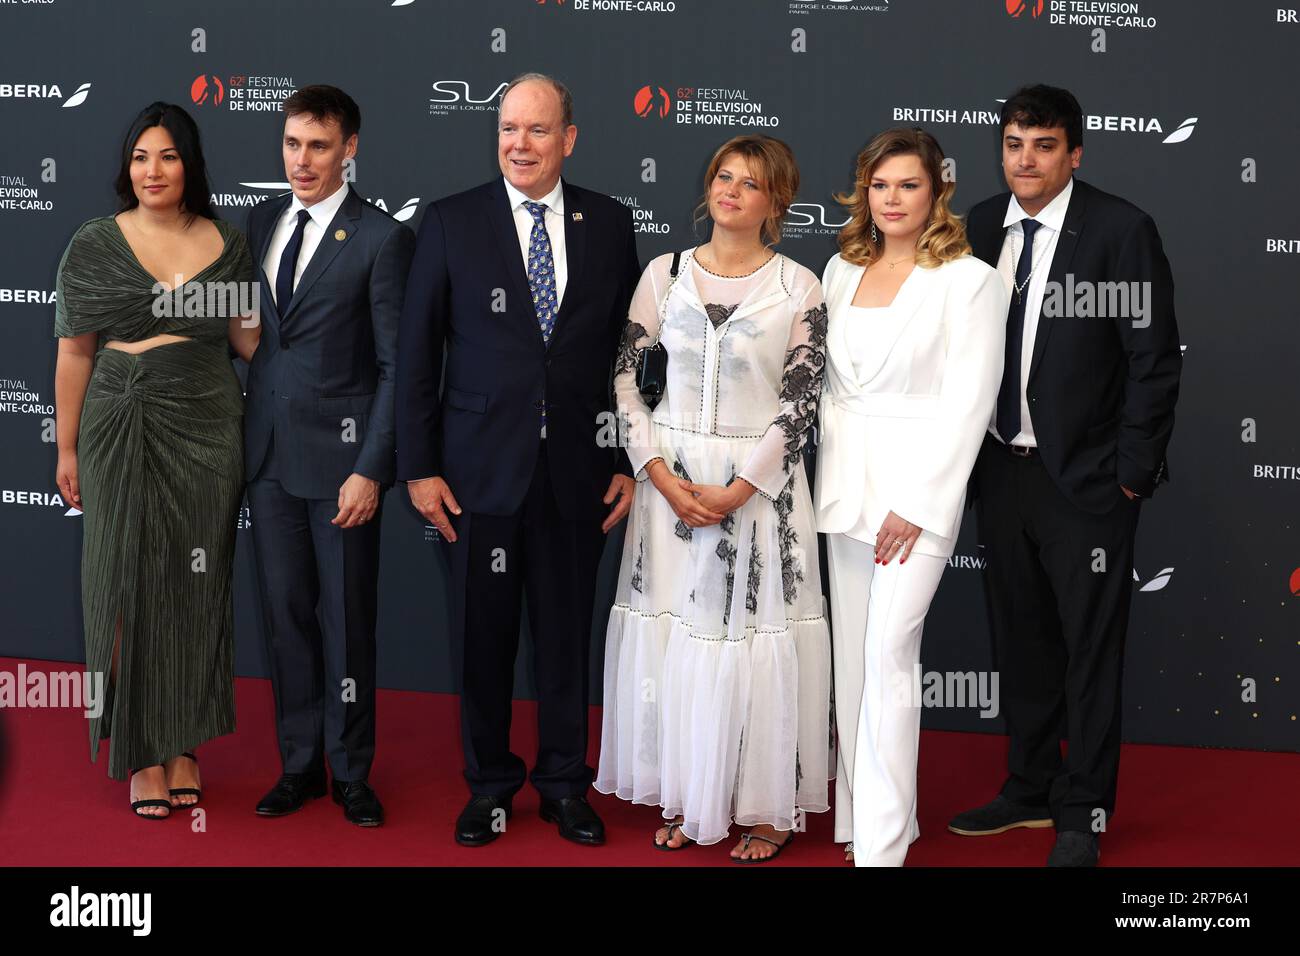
635,250,679,406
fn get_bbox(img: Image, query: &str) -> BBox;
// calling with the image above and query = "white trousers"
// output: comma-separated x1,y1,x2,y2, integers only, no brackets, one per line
827,532,948,867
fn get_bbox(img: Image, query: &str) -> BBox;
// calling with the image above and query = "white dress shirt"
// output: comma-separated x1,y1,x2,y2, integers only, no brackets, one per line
844,304,890,385
503,176,568,309
262,180,350,307
987,175,1073,447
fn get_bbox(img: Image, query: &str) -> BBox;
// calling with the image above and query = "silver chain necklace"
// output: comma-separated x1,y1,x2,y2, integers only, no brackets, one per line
1012,228,1038,304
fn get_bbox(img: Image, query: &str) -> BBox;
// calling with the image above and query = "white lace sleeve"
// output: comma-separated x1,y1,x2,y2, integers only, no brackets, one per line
735,281,828,500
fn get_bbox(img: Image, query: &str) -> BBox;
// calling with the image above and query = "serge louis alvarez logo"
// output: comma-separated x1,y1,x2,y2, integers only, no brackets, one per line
784,199,850,238
429,80,507,116
788,0,891,14
0,82,90,107
632,84,781,128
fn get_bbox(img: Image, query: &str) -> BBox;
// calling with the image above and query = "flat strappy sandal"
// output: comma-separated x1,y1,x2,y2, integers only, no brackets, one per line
129,767,172,820
652,821,695,852
733,829,795,864
167,752,202,806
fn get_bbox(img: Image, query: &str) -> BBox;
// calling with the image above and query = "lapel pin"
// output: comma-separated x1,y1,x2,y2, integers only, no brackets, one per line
571,212,583,222
334,228,347,241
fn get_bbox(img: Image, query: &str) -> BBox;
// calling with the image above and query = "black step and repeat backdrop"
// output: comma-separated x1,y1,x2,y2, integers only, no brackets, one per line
1,0,1296,752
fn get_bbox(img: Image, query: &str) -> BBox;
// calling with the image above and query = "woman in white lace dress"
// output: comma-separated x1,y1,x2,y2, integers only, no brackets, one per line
595,136,831,862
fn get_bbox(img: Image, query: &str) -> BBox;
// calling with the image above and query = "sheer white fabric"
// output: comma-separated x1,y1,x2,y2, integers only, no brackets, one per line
596,250,832,846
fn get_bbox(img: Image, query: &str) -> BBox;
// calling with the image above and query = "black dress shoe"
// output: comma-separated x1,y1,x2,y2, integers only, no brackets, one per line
255,772,327,817
947,795,1054,836
332,780,384,827
456,794,513,846
1047,830,1099,867
539,796,605,846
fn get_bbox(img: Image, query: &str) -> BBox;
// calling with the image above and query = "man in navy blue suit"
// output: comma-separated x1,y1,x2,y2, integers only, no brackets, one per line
396,73,641,847
244,85,414,827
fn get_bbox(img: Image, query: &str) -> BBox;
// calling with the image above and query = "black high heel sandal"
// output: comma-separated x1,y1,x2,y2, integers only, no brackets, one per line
129,766,172,820
167,752,202,806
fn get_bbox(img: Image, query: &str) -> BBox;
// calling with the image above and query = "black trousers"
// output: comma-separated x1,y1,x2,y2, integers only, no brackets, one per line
443,440,605,800
975,437,1140,833
246,437,383,783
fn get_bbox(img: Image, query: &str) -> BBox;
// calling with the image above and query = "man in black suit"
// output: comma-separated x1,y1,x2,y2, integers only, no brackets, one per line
948,85,1181,865
244,85,414,826
396,73,640,846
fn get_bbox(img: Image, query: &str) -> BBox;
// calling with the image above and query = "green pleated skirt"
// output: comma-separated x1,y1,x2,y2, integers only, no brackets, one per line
78,339,243,779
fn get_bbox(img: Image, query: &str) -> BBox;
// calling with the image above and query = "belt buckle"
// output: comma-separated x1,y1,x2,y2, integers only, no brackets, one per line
1010,444,1033,458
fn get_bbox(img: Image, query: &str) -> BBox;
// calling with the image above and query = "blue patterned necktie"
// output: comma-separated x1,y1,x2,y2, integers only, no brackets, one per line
525,201,558,344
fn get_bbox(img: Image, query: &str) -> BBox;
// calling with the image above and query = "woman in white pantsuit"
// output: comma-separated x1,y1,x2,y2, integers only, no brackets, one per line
815,129,1009,866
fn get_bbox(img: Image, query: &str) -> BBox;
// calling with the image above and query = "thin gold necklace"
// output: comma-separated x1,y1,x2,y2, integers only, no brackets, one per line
696,246,775,278
877,253,915,272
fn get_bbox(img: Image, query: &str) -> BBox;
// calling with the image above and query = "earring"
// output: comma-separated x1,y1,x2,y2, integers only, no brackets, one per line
870,219,878,243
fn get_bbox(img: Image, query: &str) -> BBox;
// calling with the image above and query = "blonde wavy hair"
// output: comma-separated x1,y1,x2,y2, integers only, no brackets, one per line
835,128,970,268
693,135,799,247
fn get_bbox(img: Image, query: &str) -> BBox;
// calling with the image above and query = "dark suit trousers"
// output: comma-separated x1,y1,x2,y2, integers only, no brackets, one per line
444,440,604,800
975,437,1140,833
246,436,382,782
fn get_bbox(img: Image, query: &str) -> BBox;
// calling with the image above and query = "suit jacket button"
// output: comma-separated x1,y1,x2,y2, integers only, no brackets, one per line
281,341,290,349
534,399,544,409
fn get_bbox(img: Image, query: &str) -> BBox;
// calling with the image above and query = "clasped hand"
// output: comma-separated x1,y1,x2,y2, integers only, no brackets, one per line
648,459,754,527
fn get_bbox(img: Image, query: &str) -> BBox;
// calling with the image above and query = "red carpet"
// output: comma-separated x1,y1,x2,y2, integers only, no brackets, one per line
1,656,1295,867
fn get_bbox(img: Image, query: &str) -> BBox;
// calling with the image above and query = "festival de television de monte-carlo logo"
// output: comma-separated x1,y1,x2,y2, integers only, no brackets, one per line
189,73,295,112
634,85,672,119
1006,0,1045,16
191,74,225,108
632,85,783,128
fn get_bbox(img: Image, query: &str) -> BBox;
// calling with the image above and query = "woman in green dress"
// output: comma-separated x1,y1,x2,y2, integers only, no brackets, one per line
53,102,260,818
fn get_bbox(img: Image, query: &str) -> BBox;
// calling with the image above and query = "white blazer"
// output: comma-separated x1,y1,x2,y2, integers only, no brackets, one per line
814,253,1008,558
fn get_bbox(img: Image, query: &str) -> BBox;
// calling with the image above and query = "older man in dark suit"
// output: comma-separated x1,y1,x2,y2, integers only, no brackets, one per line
397,72,640,847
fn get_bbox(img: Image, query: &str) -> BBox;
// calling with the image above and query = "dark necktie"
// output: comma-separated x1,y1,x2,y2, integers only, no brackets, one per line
996,217,1041,444
275,208,311,310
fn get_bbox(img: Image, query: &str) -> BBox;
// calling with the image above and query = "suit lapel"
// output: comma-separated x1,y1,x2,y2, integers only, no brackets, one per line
281,184,363,323
255,192,293,325
827,259,941,388
485,179,543,349
855,263,940,385
549,179,585,349
1028,181,1087,384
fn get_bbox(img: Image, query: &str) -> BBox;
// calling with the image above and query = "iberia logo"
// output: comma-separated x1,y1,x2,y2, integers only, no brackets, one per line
634,85,672,119
190,74,225,107
1006,0,1044,16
